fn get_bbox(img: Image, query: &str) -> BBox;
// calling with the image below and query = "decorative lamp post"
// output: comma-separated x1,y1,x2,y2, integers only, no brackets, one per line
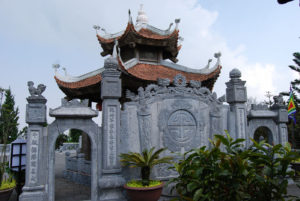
10,138,26,200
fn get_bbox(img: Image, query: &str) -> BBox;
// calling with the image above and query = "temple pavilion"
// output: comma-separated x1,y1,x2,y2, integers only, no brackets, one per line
54,5,222,109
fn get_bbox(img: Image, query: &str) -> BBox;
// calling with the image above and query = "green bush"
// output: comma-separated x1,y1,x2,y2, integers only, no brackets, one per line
169,131,300,201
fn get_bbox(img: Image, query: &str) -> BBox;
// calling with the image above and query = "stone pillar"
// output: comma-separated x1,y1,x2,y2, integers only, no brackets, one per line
226,69,248,146
20,85,47,201
99,57,125,201
271,99,288,145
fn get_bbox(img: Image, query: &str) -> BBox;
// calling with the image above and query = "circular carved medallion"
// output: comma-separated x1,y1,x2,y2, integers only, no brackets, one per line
164,110,197,152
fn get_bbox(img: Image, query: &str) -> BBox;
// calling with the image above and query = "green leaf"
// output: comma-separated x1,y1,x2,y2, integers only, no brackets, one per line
187,182,198,192
193,188,203,201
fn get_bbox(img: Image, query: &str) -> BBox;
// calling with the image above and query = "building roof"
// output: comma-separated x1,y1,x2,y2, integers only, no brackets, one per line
54,5,222,104
96,6,181,62
54,53,222,102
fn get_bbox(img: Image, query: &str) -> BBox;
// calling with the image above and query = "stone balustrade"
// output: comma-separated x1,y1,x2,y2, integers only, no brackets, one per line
59,142,79,152
63,152,91,186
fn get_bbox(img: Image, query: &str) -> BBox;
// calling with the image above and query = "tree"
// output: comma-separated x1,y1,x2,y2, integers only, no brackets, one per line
69,129,82,142
281,52,300,148
0,89,19,144
264,91,274,107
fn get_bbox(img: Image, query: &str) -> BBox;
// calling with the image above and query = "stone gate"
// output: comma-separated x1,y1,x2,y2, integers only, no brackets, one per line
19,57,289,201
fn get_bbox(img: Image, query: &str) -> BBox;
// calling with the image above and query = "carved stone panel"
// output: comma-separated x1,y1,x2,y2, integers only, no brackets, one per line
29,131,39,185
101,79,121,99
26,104,47,124
159,101,201,153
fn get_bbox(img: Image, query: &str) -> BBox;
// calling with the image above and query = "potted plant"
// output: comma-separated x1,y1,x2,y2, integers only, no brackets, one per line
0,168,16,201
120,147,173,201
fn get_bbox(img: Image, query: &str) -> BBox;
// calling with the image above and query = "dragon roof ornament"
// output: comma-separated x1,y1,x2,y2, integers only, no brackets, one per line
126,74,225,104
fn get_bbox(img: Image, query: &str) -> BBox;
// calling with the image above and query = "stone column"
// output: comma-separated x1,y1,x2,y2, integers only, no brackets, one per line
226,69,248,146
20,83,47,201
271,100,288,145
99,57,125,201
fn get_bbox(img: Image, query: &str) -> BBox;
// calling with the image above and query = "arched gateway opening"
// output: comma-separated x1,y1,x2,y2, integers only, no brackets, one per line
253,126,274,145
47,119,99,201
54,130,91,201
47,99,100,201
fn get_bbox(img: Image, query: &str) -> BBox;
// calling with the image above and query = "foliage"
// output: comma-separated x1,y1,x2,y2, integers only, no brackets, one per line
280,52,300,148
0,163,16,190
0,88,19,188
0,175,16,190
120,147,173,186
68,129,82,142
0,89,19,144
126,180,162,188
55,134,68,150
169,131,300,201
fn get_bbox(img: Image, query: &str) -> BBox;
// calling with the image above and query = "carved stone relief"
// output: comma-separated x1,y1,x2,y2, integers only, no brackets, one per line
126,74,224,106
159,101,201,153
137,105,152,151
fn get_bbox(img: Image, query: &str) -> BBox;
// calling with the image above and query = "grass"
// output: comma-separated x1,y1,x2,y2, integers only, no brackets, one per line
126,180,162,188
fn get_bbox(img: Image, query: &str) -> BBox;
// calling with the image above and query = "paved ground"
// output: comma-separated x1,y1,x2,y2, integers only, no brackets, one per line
8,152,300,200
54,151,91,201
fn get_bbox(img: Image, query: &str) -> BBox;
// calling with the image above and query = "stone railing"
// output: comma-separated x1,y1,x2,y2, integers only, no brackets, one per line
59,143,79,152
63,152,91,185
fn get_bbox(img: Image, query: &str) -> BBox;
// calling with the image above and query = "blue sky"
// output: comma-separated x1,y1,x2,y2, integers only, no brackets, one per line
0,0,299,129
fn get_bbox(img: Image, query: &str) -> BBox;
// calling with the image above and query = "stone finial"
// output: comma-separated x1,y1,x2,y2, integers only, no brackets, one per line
229,68,241,79
136,4,148,25
27,81,46,98
104,56,119,70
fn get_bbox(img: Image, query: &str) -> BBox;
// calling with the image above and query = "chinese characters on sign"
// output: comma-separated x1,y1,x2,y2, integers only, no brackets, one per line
29,131,39,185
107,106,117,167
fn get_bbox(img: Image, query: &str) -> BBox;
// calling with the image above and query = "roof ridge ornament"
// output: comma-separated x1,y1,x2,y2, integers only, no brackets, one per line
128,9,133,24
93,25,100,34
205,59,212,69
52,64,60,75
112,40,118,58
136,4,148,26
175,19,180,30
166,23,173,32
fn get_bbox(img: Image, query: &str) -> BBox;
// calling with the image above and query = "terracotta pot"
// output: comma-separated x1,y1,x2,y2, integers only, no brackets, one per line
124,182,164,201
0,187,14,201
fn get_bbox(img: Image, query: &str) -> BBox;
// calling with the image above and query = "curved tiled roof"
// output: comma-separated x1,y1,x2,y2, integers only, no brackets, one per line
55,60,221,90
97,22,179,43
126,63,221,82
55,74,102,89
